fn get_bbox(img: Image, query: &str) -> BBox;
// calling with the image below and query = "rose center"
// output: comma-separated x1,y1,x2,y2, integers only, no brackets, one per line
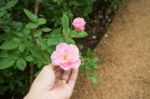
63,55,69,61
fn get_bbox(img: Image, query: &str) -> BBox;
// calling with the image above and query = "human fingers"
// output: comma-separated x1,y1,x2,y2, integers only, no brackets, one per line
61,69,72,83
67,68,78,88
55,67,64,79
54,66,59,72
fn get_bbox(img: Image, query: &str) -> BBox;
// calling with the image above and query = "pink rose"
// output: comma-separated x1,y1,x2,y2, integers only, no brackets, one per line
51,43,81,70
72,17,86,32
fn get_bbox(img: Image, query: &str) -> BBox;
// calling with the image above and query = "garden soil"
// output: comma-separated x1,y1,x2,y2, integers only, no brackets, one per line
71,0,150,99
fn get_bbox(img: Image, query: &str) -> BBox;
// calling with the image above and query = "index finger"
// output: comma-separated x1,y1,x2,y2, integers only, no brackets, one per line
67,68,79,88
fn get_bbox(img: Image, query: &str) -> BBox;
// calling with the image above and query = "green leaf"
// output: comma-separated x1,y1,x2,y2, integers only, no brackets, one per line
13,37,21,43
0,40,19,50
0,50,8,57
41,27,51,32
35,30,42,37
12,21,23,31
61,14,69,34
18,44,26,52
26,22,39,29
87,48,93,58
25,41,40,59
61,14,69,29
88,73,97,84
63,28,71,37
65,38,75,44
0,11,7,17
0,57,16,69
36,38,47,50
24,9,38,22
23,28,31,35
0,0,5,6
37,18,47,25
16,58,26,70
73,31,88,38
1,70,13,77
49,28,62,37
25,56,33,62
25,41,43,65
5,0,18,9
48,38,64,46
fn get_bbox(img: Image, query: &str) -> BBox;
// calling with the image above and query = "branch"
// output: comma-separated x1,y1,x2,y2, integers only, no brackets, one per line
30,0,40,85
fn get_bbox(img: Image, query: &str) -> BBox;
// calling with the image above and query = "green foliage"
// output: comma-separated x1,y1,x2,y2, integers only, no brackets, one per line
2,0,18,9
0,56,16,69
0,40,19,50
39,0,97,26
24,9,38,22
80,49,98,84
0,1,89,95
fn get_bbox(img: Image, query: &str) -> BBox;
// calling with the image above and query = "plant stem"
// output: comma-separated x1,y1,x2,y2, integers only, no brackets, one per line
34,0,40,15
29,64,34,85
30,0,40,85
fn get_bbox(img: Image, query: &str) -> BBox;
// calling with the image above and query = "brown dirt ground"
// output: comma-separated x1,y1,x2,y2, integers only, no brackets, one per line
71,0,150,99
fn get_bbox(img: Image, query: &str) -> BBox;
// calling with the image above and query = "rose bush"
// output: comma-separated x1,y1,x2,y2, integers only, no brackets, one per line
0,1,90,95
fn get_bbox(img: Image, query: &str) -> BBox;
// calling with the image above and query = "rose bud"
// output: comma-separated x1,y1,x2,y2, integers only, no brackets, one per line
72,17,86,32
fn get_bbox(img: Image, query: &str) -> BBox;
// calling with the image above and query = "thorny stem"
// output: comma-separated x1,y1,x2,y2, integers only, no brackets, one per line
30,0,40,85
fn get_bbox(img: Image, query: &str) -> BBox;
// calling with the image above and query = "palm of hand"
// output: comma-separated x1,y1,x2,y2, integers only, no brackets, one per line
25,64,78,99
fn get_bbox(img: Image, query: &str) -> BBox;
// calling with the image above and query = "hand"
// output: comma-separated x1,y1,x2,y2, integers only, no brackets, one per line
24,64,78,99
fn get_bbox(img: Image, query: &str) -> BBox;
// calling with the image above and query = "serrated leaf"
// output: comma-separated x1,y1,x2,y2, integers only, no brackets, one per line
0,57,16,69
5,0,18,9
16,58,26,70
24,9,38,22
41,27,51,32
0,40,19,50
37,18,46,25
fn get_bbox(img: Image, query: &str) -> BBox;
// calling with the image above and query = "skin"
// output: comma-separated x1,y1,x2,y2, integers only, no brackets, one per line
24,64,78,99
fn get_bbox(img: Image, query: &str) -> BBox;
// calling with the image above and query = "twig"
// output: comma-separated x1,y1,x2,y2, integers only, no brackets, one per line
30,0,40,85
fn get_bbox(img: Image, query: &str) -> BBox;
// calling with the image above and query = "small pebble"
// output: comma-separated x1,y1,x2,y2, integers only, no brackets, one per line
105,34,108,37
92,35,97,39
106,15,109,19
108,18,111,22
